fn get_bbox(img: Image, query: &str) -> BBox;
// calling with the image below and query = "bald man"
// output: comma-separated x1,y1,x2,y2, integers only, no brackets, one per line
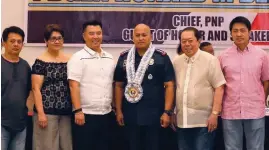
113,24,175,150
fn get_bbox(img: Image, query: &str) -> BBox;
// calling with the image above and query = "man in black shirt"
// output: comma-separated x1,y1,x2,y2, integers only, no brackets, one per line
1,26,31,150
114,24,175,150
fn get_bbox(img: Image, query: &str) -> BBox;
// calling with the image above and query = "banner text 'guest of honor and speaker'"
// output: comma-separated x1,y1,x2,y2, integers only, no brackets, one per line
27,0,268,46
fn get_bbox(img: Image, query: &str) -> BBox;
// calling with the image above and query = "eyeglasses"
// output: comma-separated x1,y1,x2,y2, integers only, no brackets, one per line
49,36,64,43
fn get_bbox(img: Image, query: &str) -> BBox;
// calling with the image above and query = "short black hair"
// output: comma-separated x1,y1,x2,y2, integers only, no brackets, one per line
177,43,182,55
229,16,251,32
2,26,25,42
44,24,64,41
200,42,212,50
180,27,201,41
82,20,102,32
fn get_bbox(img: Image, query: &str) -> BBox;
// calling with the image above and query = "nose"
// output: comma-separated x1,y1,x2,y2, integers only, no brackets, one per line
185,41,191,46
13,41,19,47
54,39,60,43
236,31,242,37
93,33,99,38
138,35,144,41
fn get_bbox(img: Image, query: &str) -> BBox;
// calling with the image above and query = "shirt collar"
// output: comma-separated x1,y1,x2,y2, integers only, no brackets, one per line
184,49,200,63
83,45,107,57
232,43,252,53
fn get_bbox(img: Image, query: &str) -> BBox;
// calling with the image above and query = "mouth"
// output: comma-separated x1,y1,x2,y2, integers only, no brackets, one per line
138,42,145,44
184,47,192,51
92,41,100,44
236,38,244,41
12,48,20,51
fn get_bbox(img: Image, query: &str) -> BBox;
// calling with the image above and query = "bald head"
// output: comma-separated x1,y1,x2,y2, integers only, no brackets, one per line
133,24,152,50
133,24,151,34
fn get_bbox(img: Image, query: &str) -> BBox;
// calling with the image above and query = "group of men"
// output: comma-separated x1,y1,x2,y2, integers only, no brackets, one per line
2,16,269,150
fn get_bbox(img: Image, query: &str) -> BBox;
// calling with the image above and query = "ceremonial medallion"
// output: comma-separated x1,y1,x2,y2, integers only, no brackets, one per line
125,83,143,103
125,43,155,103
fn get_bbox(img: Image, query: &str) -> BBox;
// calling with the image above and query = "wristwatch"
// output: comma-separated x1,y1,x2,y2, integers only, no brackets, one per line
164,110,173,116
212,110,220,115
73,108,82,114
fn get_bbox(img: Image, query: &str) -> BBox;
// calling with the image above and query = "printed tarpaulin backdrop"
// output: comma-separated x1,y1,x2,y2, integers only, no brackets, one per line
26,0,269,47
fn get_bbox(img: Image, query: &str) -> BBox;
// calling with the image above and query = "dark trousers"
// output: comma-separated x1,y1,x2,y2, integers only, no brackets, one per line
124,125,160,150
160,127,178,150
177,127,216,150
213,117,225,150
25,115,33,150
72,112,112,150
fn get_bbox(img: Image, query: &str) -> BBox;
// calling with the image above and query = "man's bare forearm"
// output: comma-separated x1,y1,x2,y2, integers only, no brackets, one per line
26,91,34,112
69,80,81,110
213,85,224,113
164,81,175,111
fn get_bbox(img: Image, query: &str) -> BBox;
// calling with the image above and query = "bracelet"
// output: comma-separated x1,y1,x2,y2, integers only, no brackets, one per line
27,111,34,116
73,108,82,114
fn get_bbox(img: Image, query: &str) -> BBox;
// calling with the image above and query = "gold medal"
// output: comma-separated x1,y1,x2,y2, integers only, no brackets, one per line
125,83,143,103
127,86,139,98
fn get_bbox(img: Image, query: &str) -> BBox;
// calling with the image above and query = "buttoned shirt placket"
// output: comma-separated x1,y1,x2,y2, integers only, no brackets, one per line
237,48,248,119
85,49,106,114
183,58,192,127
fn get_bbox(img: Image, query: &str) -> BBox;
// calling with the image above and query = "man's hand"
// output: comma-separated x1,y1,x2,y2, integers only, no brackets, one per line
160,113,171,128
207,114,218,132
75,112,85,126
116,110,125,126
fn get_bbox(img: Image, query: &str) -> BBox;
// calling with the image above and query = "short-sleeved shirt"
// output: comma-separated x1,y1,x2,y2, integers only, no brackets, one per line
173,50,226,128
1,56,31,132
218,43,269,120
67,46,115,115
114,49,175,126
32,59,72,115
